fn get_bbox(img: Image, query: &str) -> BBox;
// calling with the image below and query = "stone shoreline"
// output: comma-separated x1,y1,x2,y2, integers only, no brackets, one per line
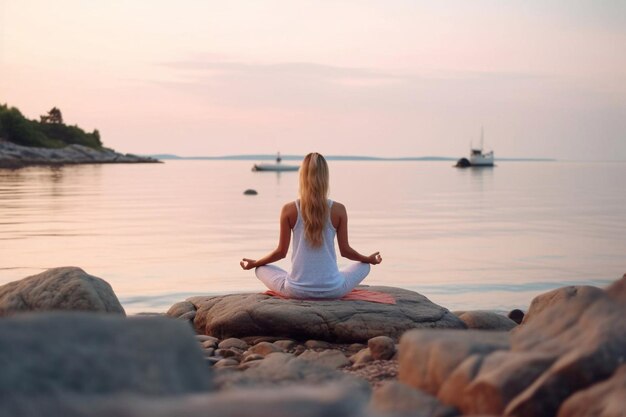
0,266,624,417
0,139,160,169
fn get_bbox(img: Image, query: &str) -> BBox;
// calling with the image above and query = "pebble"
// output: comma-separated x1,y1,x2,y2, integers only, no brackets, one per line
243,353,265,363
205,357,221,366
305,340,332,350
214,358,240,368
348,343,366,353
298,349,351,370
350,348,373,366
248,341,283,356
203,347,215,357
215,349,242,361
202,339,218,349
238,359,264,370
196,335,219,344
343,360,398,387
368,336,396,361
218,338,249,350
245,336,285,345
273,340,297,351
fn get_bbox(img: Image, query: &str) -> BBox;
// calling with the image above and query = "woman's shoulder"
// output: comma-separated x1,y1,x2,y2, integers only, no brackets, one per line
281,201,298,227
282,201,298,212
330,200,347,214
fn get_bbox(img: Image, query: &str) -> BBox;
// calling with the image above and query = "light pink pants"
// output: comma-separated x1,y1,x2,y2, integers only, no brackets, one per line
255,262,371,299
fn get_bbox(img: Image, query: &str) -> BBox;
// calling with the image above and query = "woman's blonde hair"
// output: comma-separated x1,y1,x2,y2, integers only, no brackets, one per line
299,152,330,247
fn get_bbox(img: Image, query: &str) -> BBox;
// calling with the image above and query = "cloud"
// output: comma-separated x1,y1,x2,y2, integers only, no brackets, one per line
156,57,559,112
162,59,401,83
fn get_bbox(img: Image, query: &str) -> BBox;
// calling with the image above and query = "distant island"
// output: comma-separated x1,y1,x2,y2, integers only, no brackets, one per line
0,104,159,169
149,154,556,162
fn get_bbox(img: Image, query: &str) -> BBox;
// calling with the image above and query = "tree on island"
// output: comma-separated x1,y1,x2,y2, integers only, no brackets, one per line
0,103,103,149
40,107,64,124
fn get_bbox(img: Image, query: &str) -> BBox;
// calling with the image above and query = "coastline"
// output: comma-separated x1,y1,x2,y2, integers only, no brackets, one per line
0,139,160,169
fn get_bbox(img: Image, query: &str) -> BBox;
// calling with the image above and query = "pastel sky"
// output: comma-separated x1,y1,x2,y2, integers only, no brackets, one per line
1,0,625,159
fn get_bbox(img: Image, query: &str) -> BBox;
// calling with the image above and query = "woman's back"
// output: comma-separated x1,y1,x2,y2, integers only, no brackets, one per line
288,199,344,294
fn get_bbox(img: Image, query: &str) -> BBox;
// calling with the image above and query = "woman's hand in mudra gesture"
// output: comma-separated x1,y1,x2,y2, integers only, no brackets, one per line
368,252,382,265
240,258,257,270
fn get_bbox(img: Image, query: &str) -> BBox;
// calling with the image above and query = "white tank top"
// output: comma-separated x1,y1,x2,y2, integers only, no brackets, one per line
287,199,344,293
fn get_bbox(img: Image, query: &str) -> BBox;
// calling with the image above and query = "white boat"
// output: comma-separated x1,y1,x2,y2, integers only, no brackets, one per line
252,152,300,172
469,128,494,166
252,163,299,172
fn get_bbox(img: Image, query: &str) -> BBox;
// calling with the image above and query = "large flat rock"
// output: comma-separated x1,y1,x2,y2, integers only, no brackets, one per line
170,286,466,343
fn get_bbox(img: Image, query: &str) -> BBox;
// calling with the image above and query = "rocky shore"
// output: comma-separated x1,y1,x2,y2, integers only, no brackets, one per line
0,266,624,417
0,139,160,169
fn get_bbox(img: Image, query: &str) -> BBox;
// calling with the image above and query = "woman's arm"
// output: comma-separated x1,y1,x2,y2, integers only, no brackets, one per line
335,203,382,265
240,203,295,270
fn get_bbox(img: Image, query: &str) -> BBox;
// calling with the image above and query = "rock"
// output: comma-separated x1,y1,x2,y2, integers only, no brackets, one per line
368,336,396,360
557,364,626,417
243,189,258,195
461,351,557,415
238,359,264,370
203,348,215,357
214,358,239,368
214,348,242,360
521,285,605,325
438,354,485,408
248,341,284,356
202,339,218,349
187,286,465,343
274,340,297,350
243,353,265,363
0,139,160,169
351,348,373,366
605,273,626,302
298,349,351,369
305,340,333,349
455,157,471,168
167,301,196,318
0,312,212,397
294,345,307,355
243,336,285,345
206,357,221,366
178,310,196,322
348,343,366,353
504,286,626,417
218,337,249,350
396,280,625,417
507,309,525,324
213,352,369,393
0,267,125,316
2,383,368,417
398,329,510,395
371,381,459,417
196,335,219,344
457,311,518,331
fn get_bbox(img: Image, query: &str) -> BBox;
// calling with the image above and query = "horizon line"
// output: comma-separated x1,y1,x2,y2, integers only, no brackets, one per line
143,153,558,162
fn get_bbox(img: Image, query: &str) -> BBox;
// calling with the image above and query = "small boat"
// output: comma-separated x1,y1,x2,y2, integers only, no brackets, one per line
252,152,300,172
456,128,494,167
252,163,299,172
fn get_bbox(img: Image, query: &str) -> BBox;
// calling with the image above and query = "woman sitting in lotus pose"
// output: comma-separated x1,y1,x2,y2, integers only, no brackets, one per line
240,152,382,299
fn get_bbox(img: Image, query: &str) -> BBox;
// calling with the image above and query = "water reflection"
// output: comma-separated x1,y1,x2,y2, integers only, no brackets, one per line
1,160,624,314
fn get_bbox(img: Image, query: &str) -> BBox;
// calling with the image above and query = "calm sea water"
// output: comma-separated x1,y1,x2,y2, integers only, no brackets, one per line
1,160,624,314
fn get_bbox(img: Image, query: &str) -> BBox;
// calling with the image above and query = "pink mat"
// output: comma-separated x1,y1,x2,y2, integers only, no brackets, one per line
263,288,396,305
